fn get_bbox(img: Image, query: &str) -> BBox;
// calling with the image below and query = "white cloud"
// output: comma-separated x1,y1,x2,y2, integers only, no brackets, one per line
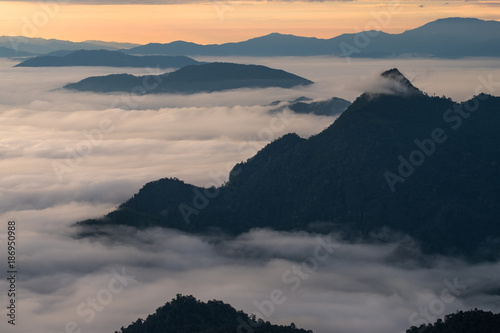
0,56,499,333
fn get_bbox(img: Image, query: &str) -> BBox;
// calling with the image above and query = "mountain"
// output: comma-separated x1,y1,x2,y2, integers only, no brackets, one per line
0,36,126,55
270,96,351,116
81,40,140,49
393,17,500,57
115,294,312,333
64,62,313,94
288,97,351,116
124,18,500,58
379,68,422,96
0,46,33,58
43,50,80,57
406,309,500,333
76,69,500,260
125,33,333,56
115,296,498,333
14,49,201,68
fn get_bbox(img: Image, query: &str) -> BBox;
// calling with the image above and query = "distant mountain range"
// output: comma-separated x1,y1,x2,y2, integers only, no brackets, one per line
0,46,33,58
0,36,137,55
1,18,498,58
123,18,500,58
115,295,312,333
64,62,313,94
76,69,500,260
15,49,201,68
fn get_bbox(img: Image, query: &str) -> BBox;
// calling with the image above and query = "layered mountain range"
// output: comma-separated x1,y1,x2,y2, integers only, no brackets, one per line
1,18,499,58
123,18,500,58
14,49,201,68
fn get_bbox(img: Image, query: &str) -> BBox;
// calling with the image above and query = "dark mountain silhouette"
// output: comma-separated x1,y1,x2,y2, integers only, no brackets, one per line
64,62,313,94
14,49,200,68
115,294,312,333
76,69,500,260
125,18,500,58
380,68,422,96
0,46,33,58
405,309,500,333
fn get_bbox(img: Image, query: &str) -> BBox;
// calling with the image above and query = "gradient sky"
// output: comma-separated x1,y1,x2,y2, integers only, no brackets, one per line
1,1,500,44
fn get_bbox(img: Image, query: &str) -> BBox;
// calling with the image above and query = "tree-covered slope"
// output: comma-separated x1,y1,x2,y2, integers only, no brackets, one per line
406,309,500,333
124,18,500,58
77,69,500,259
115,295,312,333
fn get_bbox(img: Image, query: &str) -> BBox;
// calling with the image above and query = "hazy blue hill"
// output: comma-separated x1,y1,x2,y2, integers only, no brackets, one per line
0,36,125,54
0,46,33,57
125,32,346,56
124,40,214,56
392,17,500,57
64,62,313,94
43,50,76,57
402,17,500,42
76,69,500,260
15,49,200,68
65,74,142,93
216,33,333,56
124,18,500,58
126,33,328,56
81,40,140,49
115,295,312,333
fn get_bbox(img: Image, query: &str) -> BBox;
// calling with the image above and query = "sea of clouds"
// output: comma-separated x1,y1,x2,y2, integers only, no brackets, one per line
0,56,499,333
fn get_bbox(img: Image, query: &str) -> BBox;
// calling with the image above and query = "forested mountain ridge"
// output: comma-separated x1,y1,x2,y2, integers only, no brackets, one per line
77,69,500,260
405,309,500,333
115,295,312,333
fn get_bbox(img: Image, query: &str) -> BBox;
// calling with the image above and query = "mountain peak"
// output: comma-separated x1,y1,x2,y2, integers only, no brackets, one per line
379,68,422,96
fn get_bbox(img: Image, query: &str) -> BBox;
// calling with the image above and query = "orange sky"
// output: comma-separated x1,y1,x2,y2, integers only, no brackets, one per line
1,1,500,44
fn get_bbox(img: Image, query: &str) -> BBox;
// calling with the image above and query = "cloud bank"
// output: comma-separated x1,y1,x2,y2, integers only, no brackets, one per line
0,57,499,333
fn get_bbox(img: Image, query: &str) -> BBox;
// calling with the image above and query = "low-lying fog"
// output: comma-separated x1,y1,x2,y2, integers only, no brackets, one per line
0,56,499,333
